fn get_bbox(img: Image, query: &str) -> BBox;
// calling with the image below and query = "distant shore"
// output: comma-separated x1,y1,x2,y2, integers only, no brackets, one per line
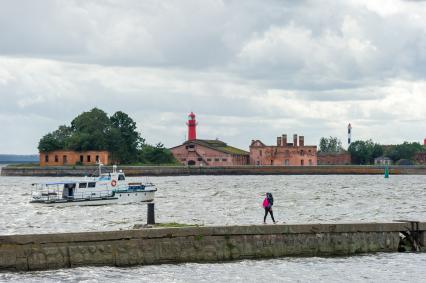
2,164,426,176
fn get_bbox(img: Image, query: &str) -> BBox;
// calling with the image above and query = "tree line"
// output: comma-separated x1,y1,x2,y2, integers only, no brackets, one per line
319,136,425,165
38,108,177,165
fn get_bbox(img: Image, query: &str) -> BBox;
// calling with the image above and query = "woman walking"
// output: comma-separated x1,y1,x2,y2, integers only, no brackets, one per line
263,192,276,224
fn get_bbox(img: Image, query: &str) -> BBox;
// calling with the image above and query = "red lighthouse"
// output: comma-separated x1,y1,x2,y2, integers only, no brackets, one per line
186,112,197,141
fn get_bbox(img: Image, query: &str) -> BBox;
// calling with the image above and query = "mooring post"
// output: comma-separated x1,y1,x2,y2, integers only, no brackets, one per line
147,202,155,225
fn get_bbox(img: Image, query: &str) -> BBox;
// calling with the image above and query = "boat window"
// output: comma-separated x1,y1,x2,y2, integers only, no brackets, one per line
79,182,87,188
88,182,96,188
118,174,125,181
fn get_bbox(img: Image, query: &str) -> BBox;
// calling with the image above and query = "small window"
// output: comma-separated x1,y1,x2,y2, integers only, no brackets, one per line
284,159,289,166
309,159,312,165
79,183,87,188
96,155,99,162
118,174,125,181
181,158,186,161
87,155,91,162
45,155,49,162
63,155,67,164
222,158,227,162
207,158,212,161
80,155,84,162
259,150,262,156
197,157,203,161
188,144,195,148
54,155,58,162
215,158,220,162
88,182,96,188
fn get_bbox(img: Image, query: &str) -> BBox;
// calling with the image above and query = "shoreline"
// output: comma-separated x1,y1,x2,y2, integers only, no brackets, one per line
2,165,426,176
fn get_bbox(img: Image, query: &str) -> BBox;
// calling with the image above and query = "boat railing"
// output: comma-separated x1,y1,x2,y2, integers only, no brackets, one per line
31,183,116,202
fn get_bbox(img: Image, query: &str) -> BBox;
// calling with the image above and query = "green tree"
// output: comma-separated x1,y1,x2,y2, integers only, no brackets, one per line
69,108,111,151
109,111,144,164
139,143,177,164
319,136,343,153
348,139,383,164
38,125,73,152
385,142,423,162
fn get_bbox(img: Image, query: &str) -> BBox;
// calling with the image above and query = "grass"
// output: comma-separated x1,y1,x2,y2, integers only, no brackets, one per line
155,222,202,228
5,162,40,167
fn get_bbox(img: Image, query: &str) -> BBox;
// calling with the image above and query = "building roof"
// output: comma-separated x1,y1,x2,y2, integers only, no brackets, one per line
172,139,249,155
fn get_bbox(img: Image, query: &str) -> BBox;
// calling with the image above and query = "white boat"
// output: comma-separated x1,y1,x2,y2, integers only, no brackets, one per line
30,164,157,206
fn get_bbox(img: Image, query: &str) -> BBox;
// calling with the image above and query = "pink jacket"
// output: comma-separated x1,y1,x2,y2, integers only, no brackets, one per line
263,198,269,208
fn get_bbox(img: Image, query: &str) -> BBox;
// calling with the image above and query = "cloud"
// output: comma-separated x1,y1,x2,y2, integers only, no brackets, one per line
1,0,426,153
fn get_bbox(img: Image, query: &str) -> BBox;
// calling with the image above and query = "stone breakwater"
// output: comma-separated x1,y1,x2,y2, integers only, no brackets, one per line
3,165,426,176
1,222,425,271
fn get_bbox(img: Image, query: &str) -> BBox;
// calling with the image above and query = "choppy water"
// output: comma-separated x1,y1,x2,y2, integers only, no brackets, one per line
1,253,425,282
1,175,425,234
1,173,425,282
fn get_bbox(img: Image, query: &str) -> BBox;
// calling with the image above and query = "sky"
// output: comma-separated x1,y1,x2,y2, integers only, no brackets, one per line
1,0,426,154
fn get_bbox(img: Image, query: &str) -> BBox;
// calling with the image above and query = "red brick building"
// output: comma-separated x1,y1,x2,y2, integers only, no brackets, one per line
170,112,249,166
318,152,351,165
249,134,317,166
170,139,249,166
39,150,109,166
414,152,426,164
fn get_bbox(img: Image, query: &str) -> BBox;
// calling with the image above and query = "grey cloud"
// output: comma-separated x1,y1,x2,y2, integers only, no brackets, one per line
1,0,426,153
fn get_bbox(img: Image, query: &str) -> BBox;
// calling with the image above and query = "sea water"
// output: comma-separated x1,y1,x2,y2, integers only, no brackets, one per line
0,173,425,282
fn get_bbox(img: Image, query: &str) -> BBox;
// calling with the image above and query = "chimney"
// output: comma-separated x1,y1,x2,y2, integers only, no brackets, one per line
293,134,298,147
299,136,304,147
282,134,287,146
277,137,282,146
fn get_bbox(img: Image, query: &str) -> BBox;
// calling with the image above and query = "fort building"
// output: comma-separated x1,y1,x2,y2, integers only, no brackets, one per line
170,112,249,166
250,134,317,166
170,139,249,166
39,150,109,166
414,152,426,165
318,152,351,165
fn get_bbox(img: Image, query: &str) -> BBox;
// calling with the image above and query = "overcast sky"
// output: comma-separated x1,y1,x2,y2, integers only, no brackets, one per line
1,0,426,154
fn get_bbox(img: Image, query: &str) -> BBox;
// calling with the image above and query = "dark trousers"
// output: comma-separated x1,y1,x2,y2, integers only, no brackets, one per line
264,207,275,222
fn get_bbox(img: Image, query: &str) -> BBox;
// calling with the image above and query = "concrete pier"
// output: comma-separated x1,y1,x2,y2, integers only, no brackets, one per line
3,165,426,176
0,222,424,271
